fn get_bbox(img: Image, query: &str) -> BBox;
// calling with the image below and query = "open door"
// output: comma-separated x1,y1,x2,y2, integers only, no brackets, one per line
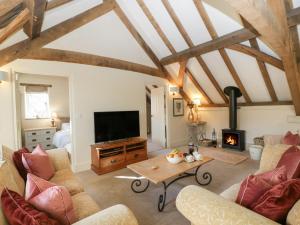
151,86,166,147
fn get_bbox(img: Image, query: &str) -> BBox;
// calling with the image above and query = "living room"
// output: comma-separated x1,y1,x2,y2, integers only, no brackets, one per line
0,0,300,225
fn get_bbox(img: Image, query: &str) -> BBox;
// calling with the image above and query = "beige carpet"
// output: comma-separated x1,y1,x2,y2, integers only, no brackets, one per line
76,149,259,225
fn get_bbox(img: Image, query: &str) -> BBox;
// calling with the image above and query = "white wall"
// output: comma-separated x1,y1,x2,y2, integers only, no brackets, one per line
18,73,69,130
1,59,176,171
199,105,300,146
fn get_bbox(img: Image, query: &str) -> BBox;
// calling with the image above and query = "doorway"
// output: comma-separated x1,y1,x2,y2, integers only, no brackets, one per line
145,85,167,152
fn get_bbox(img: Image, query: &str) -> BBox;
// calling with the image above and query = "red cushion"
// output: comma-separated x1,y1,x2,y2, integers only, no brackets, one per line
22,145,55,180
282,131,300,145
1,188,58,225
236,167,287,208
252,179,300,223
276,146,300,179
12,148,30,180
25,173,55,201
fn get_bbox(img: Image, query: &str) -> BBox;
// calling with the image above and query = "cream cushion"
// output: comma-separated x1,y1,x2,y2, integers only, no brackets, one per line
220,183,240,201
72,192,101,221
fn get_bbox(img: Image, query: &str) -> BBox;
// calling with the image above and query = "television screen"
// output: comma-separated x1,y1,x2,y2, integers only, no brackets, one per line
94,111,140,143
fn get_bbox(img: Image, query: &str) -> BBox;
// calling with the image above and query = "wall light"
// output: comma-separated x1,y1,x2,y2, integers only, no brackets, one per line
169,85,179,96
192,98,201,106
0,71,8,84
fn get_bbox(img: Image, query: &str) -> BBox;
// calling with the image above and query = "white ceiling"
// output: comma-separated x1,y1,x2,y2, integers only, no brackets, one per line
0,0,294,104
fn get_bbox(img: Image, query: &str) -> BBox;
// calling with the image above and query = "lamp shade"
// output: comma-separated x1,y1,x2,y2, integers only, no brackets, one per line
193,98,201,106
51,112,58,119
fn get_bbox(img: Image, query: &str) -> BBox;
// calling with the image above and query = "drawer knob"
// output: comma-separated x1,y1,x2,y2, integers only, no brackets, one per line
46,138,51,140
32,139,37,142
32,133,36,135
111,159,117,164
46,131,50,134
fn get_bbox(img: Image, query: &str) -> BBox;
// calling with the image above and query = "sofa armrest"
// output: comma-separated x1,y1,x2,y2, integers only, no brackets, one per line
176,185,279,225
287,200,300,225
72,204,138,225
47,148,71,171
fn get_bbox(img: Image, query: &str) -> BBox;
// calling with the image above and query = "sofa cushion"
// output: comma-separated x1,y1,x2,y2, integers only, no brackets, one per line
259,144,291,173
276,146,300,179
256,166,287,185
71,192,100,221
22,145,55,180
29,186,77,225
252,179,300,223
25,173,55,200
236,175,273,208
50,169,84,196
12,148,30,181
283,131,300,146
1,188,58,225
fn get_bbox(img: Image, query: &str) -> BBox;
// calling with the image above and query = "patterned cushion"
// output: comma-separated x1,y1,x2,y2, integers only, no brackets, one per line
276,146,300,179
283,131,300,146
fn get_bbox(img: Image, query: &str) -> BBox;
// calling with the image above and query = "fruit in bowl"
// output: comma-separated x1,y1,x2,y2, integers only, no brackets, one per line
166,149,183,164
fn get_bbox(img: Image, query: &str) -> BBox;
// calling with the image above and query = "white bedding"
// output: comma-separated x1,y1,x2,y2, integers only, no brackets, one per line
52,123,71,148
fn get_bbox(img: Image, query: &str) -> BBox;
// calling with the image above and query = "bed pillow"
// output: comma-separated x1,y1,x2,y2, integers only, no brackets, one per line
1,188,58,225
25,173,55,201
252,179,300,223
12,147,30,181
22,145,55,180
29,186,77,225
283,131,300,145
276,146,300,179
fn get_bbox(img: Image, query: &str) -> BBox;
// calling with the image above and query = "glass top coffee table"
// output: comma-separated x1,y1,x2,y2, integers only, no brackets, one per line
127,154,214,211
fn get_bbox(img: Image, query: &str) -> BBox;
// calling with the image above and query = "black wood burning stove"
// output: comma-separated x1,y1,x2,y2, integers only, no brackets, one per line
222,86,246,151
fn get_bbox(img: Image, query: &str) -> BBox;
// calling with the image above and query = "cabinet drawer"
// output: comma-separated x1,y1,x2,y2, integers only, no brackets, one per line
25,131,41,138
25,136,41,144
126,149,147,163
40,135,53,142
42,142,54,150
40,129,55,136
100,154,125,168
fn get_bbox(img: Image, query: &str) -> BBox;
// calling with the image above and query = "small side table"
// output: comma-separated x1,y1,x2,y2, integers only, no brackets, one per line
187,121,206,145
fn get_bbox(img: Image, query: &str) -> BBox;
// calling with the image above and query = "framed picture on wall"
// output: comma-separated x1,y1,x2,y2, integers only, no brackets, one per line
173,98,184,116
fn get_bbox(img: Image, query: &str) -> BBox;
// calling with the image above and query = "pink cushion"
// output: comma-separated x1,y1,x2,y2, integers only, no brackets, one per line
282,131,300,145
25,173,55,201
12,148,30,181
1,188,58,225
22,145,55,180
276,146,300,179
236,167,287,208
252,179,300,223
29,186,77,225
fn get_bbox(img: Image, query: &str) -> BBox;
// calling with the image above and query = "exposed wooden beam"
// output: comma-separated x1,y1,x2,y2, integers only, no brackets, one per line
193,0,251,103
46,0,73,11
145,86,151,94
287,6,300,27
178,60,187,88
24,48,165,78
226,0,300,115
0,0,115,67
0,3,23,29
186,68,213,104
0,0,23,17
0,9,30,44
160,28,256,65
136,0,176,54
241,17,278,102
113,0,191,103
200,101,293,108
23,0,47,39
228,44,284,71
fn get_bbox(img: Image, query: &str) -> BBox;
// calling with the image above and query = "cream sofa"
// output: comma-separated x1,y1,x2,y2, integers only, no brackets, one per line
0,146,138,225
176,142,300,225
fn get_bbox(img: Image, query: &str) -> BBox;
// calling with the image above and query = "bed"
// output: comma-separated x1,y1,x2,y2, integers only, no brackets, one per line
52,123,71,149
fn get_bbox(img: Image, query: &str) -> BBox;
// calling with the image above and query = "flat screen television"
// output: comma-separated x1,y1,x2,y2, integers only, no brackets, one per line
94,111,140,143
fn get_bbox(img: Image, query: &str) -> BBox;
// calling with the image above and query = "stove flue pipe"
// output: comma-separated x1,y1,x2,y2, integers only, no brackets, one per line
224,86,242,130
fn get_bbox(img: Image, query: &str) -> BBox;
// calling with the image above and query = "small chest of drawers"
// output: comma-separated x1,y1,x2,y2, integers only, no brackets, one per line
24,127,56,151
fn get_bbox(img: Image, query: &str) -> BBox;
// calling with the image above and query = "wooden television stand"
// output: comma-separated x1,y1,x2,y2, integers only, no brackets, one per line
91,137,147,175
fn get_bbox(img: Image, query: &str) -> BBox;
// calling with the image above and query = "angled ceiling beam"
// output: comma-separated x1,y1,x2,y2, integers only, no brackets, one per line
193,0,251,103
0,3,23,29
23,0,47,39
112,0,192,103
228,44,284,71
0,0,115,67
160,28,256,65
226,0,300,115
186,68,213,104
24,48,165,78
287,6,300,27
0,8,30,44
162,0,228,104
201,101,293,108
241,17,278,102
0,0,23,17
46,0,73,11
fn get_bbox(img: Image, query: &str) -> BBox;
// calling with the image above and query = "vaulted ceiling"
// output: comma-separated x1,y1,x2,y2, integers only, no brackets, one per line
1,0,300,113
